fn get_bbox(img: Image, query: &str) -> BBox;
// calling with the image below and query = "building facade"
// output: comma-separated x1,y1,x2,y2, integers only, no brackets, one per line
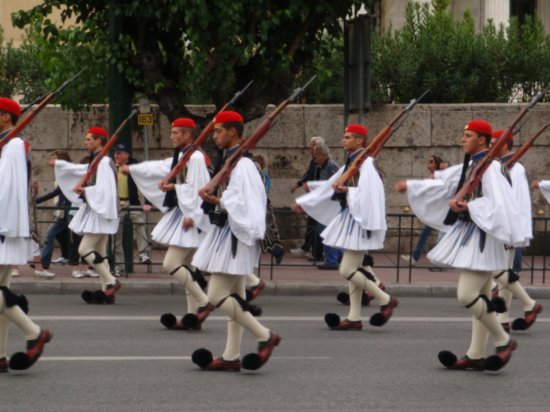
379,0,550,33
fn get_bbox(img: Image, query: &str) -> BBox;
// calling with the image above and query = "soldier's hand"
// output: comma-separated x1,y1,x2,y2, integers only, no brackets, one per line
291,203,303,214
394,181,407,193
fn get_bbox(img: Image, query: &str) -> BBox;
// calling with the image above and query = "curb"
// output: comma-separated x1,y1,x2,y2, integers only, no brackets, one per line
10,279,550,299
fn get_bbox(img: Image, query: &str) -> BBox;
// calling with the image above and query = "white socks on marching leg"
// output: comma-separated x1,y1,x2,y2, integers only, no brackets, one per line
458,270,509,348
465,317,489,359
0,295,40,341
209,274,270,342
163,246,209,311
222,320,244,361
341,251,390,306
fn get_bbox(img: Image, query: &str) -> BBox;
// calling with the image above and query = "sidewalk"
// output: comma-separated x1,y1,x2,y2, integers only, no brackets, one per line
11,251,550,299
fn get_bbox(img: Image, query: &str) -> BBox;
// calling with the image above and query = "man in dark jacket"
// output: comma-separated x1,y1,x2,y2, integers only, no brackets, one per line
113,143,152,276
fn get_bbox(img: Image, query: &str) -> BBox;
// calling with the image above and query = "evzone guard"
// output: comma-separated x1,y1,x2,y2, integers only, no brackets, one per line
122,117,215,330
0,97,52,372
191,111,280,372
395,120,528,371
54,127,122,304
489,130,542,332
293,124,398,331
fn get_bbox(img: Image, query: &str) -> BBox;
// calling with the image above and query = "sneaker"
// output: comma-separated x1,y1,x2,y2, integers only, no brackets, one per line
290,248,308,258
138,254,151,264
10,269,20,277
71,270,85,279
400,254,417,265
113,268,125,277
84,269,99,278
34,270,55,279
52,257,68,264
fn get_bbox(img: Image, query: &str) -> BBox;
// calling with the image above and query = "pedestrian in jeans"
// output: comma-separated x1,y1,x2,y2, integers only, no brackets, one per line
33,151,73,278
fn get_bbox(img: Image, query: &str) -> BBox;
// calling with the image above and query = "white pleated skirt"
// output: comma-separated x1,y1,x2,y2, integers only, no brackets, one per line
321,208,385,251
192,222,260,275
0,237,33,265
151,207,204,248
428,220,509,271
69,204,119,235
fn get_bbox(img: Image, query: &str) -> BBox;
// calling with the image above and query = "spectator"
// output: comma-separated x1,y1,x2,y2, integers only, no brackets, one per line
113,143,152,276
290,136,325,261
33,151,73,278
308,143,342,270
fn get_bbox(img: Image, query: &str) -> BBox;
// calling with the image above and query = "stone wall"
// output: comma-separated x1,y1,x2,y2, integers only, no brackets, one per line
28,103,550,249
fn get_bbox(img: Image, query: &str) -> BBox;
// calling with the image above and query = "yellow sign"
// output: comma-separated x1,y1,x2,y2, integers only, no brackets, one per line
138,113,153,126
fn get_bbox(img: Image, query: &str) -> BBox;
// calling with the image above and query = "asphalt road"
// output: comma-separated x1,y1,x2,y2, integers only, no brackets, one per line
2,294,550,412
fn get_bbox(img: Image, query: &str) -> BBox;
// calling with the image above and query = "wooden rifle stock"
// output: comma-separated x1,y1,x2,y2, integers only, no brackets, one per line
76,109,138,188
203,75,316,194
0,68,84,150
161,80,254,185
504,121,550,169
335,89,429,187
452,90,546,202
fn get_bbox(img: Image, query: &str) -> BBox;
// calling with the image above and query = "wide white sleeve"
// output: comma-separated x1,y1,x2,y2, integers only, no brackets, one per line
539,180,550,205
220,157,267,246
295,167,344,226
54,160,87,206
0,138,30,237
129,157,173,212
347,157,387,231
83,157,118,219
510,163,532,245
175,151,212,232
405,165,462,232
468,161,525,245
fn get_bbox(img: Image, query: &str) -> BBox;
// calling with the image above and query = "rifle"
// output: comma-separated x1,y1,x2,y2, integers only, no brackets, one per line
75,109,138,189
504,120,550,169
160,79,254,186
334,89,429,187
0,69,85,150
202,75,316,194
451,89,546,204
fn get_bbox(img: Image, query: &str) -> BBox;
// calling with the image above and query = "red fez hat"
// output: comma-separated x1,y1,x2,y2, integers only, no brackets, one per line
87,127,109,138
172,117,196,128
215,111,243,124
0,97,21,117
492,129,513,143
465,120,492,136
345,124,368,137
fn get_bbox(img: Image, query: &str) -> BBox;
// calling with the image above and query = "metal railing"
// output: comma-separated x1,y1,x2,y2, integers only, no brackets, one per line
258,210,550,284
35,206,550,283
35,205,161,277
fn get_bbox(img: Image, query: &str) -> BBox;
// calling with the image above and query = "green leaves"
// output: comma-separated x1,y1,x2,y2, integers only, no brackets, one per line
372,2,550,103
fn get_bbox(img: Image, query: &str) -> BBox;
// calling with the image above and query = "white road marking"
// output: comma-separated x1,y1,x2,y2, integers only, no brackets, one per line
30,315,550,322
40,356,331,361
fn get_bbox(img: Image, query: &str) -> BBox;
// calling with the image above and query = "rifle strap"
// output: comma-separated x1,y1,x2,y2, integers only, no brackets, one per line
163,148,180,209
443,153,470,225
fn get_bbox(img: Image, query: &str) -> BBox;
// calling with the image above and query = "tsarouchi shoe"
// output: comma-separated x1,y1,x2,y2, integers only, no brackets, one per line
484,339,518,371
9,329,53,371
512,303,543,331
241,332,281,371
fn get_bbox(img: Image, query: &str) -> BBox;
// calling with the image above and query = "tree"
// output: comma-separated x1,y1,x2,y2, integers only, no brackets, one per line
12,0,372,122
0,26,49,101
371,1,550,104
